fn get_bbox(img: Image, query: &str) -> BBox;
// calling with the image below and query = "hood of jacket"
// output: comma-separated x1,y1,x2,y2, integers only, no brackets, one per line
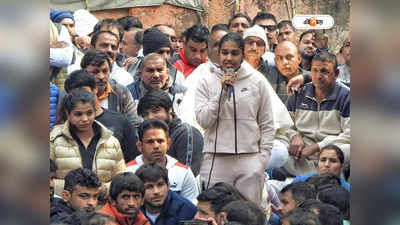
50,197,74,223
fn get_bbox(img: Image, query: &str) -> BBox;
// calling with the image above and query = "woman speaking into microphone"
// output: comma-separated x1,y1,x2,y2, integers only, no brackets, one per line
195,32,275,206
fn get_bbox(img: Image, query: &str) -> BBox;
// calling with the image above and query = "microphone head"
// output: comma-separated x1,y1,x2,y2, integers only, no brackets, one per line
226,68,235,74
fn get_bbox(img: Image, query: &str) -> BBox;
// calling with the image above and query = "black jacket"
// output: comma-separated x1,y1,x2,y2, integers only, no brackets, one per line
168,118,203,176
50,197,75,224
96,109,140,163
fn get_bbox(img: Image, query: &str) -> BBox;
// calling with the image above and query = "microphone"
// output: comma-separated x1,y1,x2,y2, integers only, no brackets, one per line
226,68,235,100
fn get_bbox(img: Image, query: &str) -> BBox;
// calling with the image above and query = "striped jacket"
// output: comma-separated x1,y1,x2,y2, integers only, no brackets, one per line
279,81,350,153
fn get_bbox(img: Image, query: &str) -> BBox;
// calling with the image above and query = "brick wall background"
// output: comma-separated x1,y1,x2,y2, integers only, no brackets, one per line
91,0,350,52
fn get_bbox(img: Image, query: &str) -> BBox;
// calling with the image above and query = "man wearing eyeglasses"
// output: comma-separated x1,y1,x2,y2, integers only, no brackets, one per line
253,12,279,52
243,25,268,73
252,12,279,68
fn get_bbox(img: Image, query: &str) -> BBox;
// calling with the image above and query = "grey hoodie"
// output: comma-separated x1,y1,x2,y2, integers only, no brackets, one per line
195,61,275,155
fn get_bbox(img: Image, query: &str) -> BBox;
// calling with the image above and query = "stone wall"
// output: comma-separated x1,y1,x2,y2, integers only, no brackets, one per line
91,0,349,52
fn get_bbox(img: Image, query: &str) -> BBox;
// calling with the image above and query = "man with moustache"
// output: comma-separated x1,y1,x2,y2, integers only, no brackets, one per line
128,51,186,119
242,24,270,77
98,172,150,225
80,49,140,126
91,30,134,86
170,24,209,78
298,30,317,73
125,119,199,202
280,51,350,176
272,41,304,102
277,20,296,44
228,13,252,36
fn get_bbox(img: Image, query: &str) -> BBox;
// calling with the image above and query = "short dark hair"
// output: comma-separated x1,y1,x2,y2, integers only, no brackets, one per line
64,168,101,192
281,182,316,206
90,30,120,48
252,12,277,25
305,174,341,192
93,18,124,41
299,30,315,42
137,88,173,117
64,89,96,114
81,49,113,71
298,199,322,210
228,13,251,28
64,69,96,93
136,30,144,45
50,159,57,173
312,51,338,70
219,32,244,54
197,186,237,214
182,24,210,46
212,182,248,201
278,20,295,30
71,210,117,225
319,145,344,164
153,24,174,30
211,24,229,34
135,162,169,184
222,200,266,225
313,203,343,225
118,16,143,30
318,185,350,220
299,201,343,225
138,119,169,142
208,24,229,47
109,172,145,200
281,208,321,225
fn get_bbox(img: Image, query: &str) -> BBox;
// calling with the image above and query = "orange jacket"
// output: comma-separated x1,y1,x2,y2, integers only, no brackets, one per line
98,202,150,225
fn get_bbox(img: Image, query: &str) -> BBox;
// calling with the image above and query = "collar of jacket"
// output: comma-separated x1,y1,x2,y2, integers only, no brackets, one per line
52,120,113,144
101,201,131,225
97,82,116,100
141,190,174,219
178,48,207,67
101,201,150,225
304,81,342,102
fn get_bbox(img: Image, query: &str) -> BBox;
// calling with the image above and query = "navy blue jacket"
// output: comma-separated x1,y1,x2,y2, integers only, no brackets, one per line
50,82,59,129
142,190,197,225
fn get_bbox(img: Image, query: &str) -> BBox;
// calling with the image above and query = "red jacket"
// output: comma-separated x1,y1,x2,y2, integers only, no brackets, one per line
173,49,207,78
98,201,150,225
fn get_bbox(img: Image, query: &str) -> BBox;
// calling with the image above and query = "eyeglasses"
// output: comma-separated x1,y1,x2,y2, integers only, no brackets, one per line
245,39,265,47
258,25,277,32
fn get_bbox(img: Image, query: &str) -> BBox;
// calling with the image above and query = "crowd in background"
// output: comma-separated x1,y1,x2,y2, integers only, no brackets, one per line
49,8,350,225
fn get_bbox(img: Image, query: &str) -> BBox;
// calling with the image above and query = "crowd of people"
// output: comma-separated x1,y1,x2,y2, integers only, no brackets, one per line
49,8,350,225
